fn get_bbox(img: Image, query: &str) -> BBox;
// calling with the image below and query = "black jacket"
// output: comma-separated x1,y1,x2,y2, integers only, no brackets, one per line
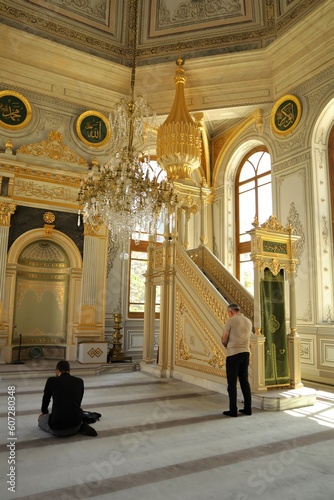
41,372,84,430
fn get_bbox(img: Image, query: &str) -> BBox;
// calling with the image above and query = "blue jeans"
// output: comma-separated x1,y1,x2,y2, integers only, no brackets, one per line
226,352,251,414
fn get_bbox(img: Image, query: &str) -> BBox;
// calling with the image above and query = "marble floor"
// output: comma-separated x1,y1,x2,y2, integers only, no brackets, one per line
1,361,334,500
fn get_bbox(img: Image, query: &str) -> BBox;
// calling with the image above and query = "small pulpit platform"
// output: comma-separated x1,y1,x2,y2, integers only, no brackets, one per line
252,386,317,411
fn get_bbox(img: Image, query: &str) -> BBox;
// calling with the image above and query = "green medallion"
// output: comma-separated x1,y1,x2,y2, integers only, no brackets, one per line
76,110,111,147
0,91,32,129
271,95,302,136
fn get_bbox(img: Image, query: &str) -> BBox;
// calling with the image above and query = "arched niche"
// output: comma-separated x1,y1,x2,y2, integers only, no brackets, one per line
5,228,82,361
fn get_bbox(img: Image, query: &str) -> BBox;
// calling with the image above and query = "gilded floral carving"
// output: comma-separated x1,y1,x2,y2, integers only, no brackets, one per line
17,130,88,166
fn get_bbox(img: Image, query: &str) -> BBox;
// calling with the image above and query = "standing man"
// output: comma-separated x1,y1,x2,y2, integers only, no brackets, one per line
38,360,97,436
221,303,252,417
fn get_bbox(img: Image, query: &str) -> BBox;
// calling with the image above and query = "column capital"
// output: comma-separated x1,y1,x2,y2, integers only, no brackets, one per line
0,201,16,226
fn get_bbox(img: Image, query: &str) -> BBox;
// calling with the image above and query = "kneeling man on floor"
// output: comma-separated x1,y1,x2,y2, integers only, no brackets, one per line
38,360,97,437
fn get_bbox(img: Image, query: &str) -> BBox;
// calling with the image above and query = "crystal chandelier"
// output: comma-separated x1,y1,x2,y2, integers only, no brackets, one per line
77,0,176,244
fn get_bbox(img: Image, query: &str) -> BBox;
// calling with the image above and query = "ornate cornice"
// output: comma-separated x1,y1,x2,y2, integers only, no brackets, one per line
273,151,311,173
0,161,81,186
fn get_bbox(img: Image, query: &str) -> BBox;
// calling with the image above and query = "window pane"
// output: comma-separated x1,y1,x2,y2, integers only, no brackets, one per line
239,179,255,194
129,260,146,304
239,162,255,182
131,250,147,260
240,259,254,295
239,190,256,234
239,233,251,243
258,183,273,223
237,148,271,284
250,151,264,169
128,236,162,317
257,173,271,187
240,252,251,262
257,152,271,175
129,304,145,313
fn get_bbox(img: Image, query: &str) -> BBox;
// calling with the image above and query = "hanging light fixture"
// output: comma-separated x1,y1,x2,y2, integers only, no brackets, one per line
77,0,176,244
157,56,202,181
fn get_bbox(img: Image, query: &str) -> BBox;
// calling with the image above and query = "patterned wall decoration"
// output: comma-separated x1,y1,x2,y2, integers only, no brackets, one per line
151,0,252,34
29,0,120,35
8,206,84,257
175,284,226,377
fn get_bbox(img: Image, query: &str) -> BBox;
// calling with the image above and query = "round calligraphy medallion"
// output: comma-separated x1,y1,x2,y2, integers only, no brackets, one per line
76,110,111,147
270,95,302,136
0,90,32,130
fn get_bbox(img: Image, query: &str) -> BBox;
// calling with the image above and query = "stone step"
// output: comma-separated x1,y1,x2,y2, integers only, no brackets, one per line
0,359,138,380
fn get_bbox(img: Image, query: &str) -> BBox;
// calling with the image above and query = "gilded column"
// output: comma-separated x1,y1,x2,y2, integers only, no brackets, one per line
250,261,266,391
77,222,107,332
158,241,175,377
0,202,16,321
142,236,156,363
287,263,303,388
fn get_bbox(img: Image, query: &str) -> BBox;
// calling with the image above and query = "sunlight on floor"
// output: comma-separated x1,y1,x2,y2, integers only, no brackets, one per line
284,390,334,428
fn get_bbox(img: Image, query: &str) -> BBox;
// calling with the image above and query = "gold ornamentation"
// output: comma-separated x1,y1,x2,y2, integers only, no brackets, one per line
17,130,88,166
16,280,65,312
84,219,104,235
176,249,226,322
175,286,226,377
157,57,202,181
43,213,56,238
187,245,254,321
268,314,280,334
43,224,55,238
43,211,56,224
0,201,16,226
259,215,290,233
212,110,263,185
263,240,287,254
15,178,77,204
0,162,81,186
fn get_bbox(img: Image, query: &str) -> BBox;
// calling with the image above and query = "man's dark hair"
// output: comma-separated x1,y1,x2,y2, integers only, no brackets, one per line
227,303,240,312
56,360,70,372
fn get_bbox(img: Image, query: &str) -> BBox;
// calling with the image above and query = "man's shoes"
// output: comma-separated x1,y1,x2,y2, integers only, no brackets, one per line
222,410,238,417
79,422,97,436
239,408,252,415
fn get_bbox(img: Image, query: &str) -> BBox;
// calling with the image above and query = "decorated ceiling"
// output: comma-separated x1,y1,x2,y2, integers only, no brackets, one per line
0,0,324,66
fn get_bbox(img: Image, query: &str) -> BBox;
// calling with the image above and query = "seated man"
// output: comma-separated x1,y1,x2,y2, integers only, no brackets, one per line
38,360,97,437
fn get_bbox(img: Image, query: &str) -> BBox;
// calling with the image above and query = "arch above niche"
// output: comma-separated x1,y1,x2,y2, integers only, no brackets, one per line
18,240,70,268
7,228,82,269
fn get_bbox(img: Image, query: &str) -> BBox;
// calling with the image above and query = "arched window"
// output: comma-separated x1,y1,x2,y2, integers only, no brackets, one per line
236,147,272,294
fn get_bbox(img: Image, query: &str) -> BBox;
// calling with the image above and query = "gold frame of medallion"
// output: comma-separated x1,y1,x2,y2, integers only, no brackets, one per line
270,94,302,137
76,110,111,148
0,90,32,130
